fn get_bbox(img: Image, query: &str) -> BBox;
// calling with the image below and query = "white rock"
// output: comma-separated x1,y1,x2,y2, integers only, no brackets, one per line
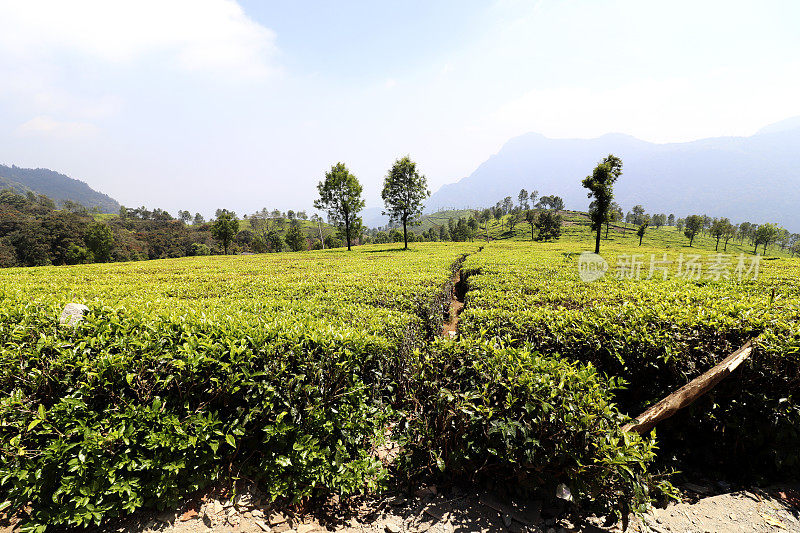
384,522,402,533
555,483,573,501
59,303,89,326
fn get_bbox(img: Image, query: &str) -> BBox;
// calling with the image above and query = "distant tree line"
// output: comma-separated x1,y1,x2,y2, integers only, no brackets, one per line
2,151,798,267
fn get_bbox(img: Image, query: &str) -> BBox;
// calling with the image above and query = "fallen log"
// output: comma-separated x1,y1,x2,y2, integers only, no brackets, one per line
623,340,753,434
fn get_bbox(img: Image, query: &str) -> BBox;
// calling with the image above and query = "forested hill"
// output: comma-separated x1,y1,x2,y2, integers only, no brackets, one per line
0,164,120,213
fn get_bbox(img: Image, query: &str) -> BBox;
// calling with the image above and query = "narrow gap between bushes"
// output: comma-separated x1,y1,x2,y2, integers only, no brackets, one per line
441,245,482,339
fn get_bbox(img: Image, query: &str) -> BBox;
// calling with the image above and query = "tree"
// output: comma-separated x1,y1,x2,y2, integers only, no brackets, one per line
85,221,114,262
668,214,675,226
608,202,623,237
381,156,430,250
631,205,646,226
285,221,307,252
723,223,737,251
267,231,285,252
582,154,622,254
651,213,666,228
178,210,192,224
518,189,529,209
528,190,539,209
754,223,780,255
637,223,648,246
534,211,562,241
710,218,732,251
537,195,564,211
524,210,537,241
315,163,364,251
507,211,519,233
502,196,514,215
211,211,239,254
193,213,205,225
684,215,703,246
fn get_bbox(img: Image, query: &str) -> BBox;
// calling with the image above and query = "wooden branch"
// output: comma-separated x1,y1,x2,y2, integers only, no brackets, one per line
623,340,753,434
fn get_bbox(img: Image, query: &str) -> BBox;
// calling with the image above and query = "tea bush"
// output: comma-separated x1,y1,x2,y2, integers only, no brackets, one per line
459,241,800,478
398,338,666,519
0,304,396,529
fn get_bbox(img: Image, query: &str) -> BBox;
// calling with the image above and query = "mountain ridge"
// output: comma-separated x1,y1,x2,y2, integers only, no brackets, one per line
0,163,120,213
427,118,800,231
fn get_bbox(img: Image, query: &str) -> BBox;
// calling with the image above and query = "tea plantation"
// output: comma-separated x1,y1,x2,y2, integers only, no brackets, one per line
1,237,798,530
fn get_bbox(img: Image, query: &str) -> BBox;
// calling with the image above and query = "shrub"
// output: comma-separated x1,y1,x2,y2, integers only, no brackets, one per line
398,338,667,519
191,242,211,256
0,305,394,529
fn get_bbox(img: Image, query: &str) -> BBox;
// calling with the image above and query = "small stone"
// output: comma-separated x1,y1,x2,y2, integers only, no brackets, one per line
270,512,288,525
555,483,572,501
59,303,89,326
255,519,270,531
385,522,402,533
252,508,264,518
297,524,318,533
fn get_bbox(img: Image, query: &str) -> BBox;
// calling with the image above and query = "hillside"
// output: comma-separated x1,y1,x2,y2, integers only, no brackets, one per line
0,164,120,213
407,209,475,234
427,117,800,231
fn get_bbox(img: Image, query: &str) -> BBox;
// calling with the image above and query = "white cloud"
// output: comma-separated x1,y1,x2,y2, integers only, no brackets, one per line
0,0,279,79
17,116,99,138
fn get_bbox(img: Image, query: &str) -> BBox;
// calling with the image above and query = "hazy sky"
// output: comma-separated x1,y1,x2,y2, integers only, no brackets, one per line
1,0,799,216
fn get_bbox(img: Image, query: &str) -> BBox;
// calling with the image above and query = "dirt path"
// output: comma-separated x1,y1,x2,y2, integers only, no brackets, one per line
28,482,791,533
441,268,466,338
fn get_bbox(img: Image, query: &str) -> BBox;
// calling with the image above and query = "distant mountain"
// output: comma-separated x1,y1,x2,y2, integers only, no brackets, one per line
426,118,800,231
0,164,120,213
361,207,389,229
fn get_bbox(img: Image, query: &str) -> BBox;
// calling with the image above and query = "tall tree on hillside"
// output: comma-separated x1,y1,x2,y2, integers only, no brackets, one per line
534,211,562,241
502,196,514,214
381,156,430,250
754,223,780,255
631,205,646,226
637,221,648,246
193,213,205,225
518,189,529,209
684,215,703,246
710,217,732,251
211,211,239,254
723,223,737,251
178,210,192,224
524,209,537,241
582,154,622,254
315,162,365,251
528,189,539,209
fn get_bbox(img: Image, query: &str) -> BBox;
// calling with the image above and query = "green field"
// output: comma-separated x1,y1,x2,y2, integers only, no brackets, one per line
1,222,798,529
